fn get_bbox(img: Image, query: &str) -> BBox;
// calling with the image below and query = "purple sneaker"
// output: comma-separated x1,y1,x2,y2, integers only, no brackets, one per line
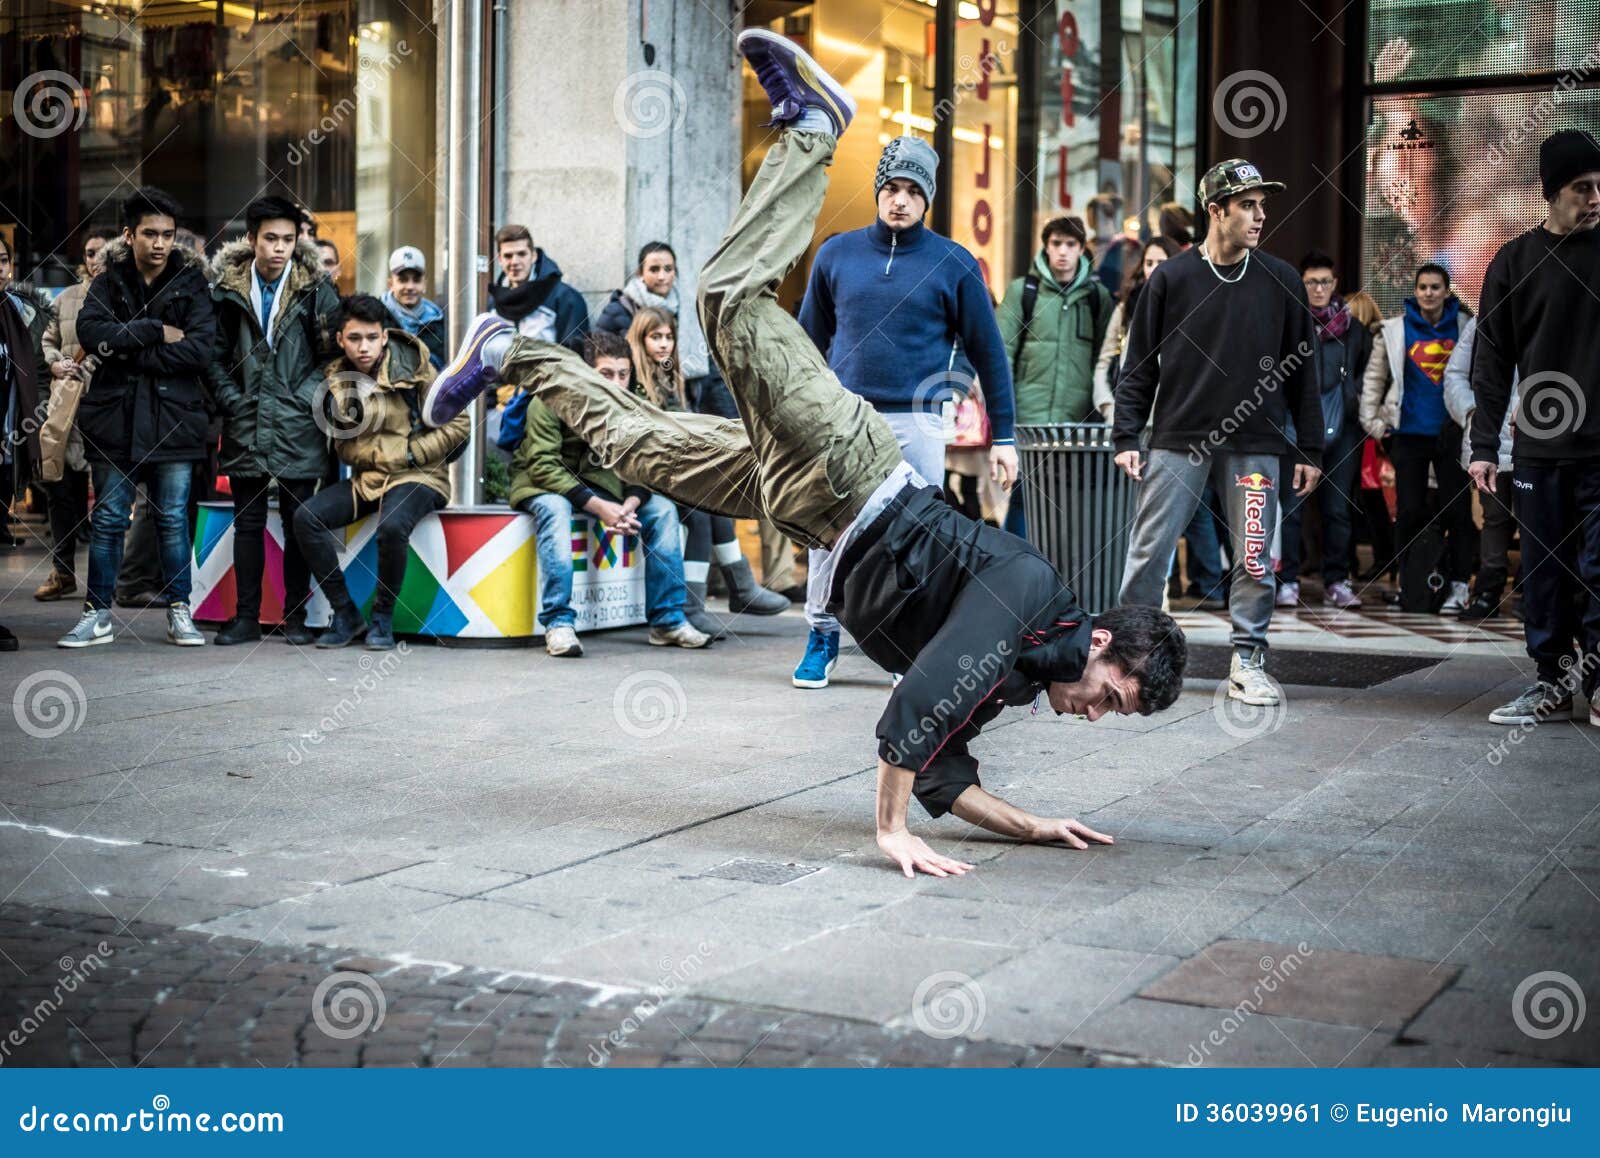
736,28,856,136
1323,580,1362,609
423,311,511,428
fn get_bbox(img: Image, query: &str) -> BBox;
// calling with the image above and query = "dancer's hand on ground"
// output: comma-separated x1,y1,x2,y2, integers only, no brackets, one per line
876,829,975,879
1114,450,1143,481
989,443,1019,490
1292,463,1322,496
1027,817,1114,850
1469,459,1498,495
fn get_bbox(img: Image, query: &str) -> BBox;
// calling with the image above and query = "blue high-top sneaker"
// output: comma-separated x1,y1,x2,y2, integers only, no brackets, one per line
792,628,840,690
423,311,512,427
736,28,856,136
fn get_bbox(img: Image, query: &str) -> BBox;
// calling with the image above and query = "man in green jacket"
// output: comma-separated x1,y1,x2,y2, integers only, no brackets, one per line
206,195,342,646
995,216,1113,537
510,330,709,657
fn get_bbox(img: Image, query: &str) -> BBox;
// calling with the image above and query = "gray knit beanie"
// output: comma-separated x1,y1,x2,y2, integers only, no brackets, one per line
875,136,938,205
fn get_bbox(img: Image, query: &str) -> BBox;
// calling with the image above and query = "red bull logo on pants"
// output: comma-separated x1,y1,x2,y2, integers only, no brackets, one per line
1237,473,1272,579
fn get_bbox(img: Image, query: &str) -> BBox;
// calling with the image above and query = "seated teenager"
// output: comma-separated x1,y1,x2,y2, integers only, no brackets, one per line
513,331,709,656
423,33,1187,877
294,294,469,649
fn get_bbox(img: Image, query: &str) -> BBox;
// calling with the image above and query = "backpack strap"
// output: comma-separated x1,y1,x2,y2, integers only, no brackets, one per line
1011,272,1040,377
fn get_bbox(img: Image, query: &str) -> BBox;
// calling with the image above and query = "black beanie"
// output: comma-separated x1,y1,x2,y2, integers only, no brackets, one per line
1540,129,1600,200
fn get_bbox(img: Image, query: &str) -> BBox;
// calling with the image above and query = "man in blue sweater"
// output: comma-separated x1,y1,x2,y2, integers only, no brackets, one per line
793,135,1018,688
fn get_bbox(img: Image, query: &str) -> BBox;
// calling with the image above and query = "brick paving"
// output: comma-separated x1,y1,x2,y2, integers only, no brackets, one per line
0,905,1095,1069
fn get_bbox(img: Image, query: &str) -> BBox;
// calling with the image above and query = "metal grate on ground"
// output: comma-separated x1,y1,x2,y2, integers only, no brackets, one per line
1184,645,1442,689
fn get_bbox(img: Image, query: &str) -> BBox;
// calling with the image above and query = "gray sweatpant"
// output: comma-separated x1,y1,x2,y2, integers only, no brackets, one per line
1120,449,1283,654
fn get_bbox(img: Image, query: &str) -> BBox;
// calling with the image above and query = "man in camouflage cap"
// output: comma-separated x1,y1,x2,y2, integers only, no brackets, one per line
1112,155,1323,709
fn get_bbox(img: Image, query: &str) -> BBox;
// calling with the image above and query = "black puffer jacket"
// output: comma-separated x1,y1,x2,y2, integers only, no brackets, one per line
74,239,217,466
832,484,1093,817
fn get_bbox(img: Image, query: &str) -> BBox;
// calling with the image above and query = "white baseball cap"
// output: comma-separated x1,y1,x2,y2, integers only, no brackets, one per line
388,245,426,274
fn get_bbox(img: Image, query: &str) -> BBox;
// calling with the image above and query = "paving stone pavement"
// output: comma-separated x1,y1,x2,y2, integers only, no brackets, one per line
3,544,1599,1067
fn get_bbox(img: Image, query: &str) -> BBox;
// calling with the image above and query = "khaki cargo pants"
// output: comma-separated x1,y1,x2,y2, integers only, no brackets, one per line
499,131,901,550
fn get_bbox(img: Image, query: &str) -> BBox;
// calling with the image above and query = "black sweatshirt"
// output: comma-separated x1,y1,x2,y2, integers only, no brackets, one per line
832,485,1093,818
1113,247,1323,466
1470,225,1600,464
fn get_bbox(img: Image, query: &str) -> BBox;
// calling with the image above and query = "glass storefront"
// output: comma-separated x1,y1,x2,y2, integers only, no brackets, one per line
1362,0,1600,313
741,0,1198,306
1,0,434,296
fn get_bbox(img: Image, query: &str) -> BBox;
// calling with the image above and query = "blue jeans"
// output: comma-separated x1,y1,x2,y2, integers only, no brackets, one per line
88,461,193,610
524,493,688,629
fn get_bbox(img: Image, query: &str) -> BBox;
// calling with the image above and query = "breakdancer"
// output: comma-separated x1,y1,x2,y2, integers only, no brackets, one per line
424,28,1187,877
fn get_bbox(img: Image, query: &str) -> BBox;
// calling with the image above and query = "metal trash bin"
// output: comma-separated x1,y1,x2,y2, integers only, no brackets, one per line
1016,423,1138,613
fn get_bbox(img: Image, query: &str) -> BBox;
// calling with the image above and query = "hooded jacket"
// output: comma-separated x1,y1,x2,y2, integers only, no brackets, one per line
206,237,340,479
73,238,217,466
1442,316,1515,472
324,331,468,508
996,251,1113,425
487,250,591,353
832,483,1093,818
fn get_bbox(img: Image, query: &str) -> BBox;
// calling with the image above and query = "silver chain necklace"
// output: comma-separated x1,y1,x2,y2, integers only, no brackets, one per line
1202,241,1250,284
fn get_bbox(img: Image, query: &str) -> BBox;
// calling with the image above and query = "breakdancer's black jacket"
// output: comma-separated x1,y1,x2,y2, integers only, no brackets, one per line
831,483,1093,818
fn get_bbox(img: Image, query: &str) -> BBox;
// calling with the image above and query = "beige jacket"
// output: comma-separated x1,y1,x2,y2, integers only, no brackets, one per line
38,279,93,477
1357,315,1407,440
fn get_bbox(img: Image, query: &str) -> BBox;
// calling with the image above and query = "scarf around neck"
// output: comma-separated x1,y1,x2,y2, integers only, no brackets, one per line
382,290,443,328
622,275,709,379
1312,294,1351,342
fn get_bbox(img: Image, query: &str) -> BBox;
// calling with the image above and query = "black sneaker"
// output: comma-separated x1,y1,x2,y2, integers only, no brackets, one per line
213,617,262,646
364,612,396,651
0,623,17,652
1457,592,1501,621
315,606,367,649
280,614,317,646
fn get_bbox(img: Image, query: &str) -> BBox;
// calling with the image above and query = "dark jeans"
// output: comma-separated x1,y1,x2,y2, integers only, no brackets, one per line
1279,426,1362,585
1512,459,1600,693
1388,422,1477,584
294,481,445,617
680,506,738,570
1477,469,1517,599
115,488,162,599
87,461,194,610
45,469,90,578
231,475,318,621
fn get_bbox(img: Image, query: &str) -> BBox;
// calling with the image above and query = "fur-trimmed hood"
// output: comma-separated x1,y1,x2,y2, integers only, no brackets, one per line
209,235,325,302
320,329,432,395
98,235,207,281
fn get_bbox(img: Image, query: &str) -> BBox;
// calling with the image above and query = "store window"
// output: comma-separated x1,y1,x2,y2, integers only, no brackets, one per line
1030,0,1200,299
1362,0,1600,313
1,0,433,295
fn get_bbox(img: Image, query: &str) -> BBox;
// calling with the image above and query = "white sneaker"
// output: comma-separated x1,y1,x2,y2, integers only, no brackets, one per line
649,621,711,649
1440,580,1471,615
1590,687,1600,729
1274,581,1299,608
545,624,583,657
1228,649,1281,706
166,602,205,646
58,607,114,648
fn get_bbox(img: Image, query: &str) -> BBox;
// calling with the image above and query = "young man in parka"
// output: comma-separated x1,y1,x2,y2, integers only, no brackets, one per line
294,294,469,650
206,195,342,646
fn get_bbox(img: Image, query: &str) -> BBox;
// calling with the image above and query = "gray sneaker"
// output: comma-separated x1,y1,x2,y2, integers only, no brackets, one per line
57,607,114,649
649,621,711,649
166,602,206,646
1228,648,1281,706
545,624,583,658
1590,687,1600,729
1487,681,1571,726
